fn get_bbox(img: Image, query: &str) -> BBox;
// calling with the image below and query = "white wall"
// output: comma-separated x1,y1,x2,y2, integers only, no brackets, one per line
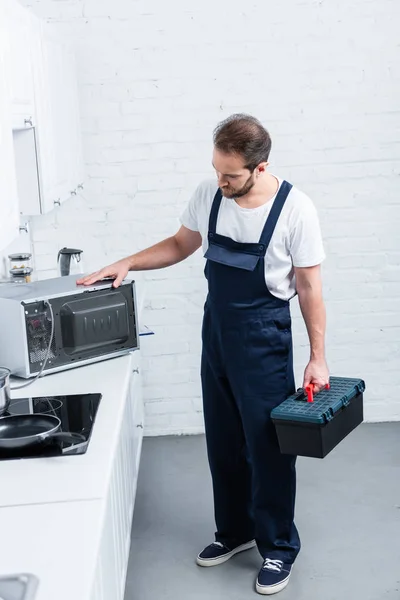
19,0,400,433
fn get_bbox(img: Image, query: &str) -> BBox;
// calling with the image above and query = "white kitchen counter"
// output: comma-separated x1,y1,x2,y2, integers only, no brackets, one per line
0,350,144,600
0,352,137,507
0,500,105,600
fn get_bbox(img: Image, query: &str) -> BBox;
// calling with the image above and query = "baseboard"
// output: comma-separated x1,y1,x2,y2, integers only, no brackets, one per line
144,416,399,437
364,403,400,423
144,425,205,437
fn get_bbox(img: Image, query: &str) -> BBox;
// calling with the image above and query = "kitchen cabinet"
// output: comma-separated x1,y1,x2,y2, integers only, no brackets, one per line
30,23,65,213
12,126,42,217
3,0,36,130
0,351,145,600
0,501,103,600
132,361,145,477
0,353,144,508
1,0,84,217
94,357,144,600
31,23,84,215
0,14,19,252
63,41,84,198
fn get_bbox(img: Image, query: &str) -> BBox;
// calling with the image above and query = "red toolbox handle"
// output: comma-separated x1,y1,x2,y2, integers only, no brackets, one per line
305,383,330,403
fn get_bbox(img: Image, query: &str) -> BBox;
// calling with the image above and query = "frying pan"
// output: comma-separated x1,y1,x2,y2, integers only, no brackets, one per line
0,414,85,451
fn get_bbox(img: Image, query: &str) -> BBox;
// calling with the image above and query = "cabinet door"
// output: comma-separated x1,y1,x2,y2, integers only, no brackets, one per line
130,354,144,476
32,24,64,213
0,12,20,252
62,44,84,196
32,23,84,214
45,32,71,203
4,0,36,129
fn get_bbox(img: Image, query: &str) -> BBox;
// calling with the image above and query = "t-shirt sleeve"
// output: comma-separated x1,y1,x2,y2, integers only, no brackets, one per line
179,184,201,232
289,197,326,268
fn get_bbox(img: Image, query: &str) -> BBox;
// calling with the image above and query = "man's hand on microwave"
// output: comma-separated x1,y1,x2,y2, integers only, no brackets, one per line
78,227,202,289
77,258,131,288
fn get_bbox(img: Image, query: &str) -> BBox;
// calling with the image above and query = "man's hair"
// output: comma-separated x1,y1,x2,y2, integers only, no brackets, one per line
213,114,272,172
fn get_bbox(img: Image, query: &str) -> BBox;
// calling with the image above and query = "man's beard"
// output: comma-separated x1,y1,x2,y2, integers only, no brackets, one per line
221,173,255,199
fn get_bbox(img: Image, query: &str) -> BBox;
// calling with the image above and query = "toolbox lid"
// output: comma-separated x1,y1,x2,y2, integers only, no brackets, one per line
271,377,366,424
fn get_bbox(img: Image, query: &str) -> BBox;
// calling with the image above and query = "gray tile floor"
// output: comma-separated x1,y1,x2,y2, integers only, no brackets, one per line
125,424,400,600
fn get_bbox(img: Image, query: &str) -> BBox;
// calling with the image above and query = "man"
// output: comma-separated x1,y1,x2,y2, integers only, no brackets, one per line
78,114,329,595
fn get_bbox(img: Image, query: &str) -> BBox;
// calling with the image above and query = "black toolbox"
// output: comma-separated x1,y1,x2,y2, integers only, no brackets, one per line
271,377,366,459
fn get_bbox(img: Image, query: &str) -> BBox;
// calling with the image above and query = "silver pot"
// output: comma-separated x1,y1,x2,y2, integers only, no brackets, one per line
0,367,11,417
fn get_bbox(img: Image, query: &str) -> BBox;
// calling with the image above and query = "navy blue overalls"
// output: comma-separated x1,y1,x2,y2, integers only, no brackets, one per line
201,180,300,564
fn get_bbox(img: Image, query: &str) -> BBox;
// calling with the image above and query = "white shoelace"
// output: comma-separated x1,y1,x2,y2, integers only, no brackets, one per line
262,558,283,572
212,542,225,548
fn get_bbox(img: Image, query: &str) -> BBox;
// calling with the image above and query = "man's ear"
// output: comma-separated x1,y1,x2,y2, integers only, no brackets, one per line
257,161,269,174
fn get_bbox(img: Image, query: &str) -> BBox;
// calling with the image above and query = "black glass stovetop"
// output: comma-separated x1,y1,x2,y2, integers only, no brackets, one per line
0,393,102,461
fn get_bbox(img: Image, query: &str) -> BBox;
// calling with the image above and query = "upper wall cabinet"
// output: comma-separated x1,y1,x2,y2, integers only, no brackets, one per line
3,0,36,130
0,11,19,252
34,25,84,214
2,0,84,217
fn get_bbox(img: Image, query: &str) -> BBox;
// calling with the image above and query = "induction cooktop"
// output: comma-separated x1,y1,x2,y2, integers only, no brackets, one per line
0,393,102,461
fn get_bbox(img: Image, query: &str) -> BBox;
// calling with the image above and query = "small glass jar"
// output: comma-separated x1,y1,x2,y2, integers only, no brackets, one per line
8,253,33,283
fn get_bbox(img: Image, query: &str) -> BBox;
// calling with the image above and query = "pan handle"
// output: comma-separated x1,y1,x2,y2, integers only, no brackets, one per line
47,432,86,444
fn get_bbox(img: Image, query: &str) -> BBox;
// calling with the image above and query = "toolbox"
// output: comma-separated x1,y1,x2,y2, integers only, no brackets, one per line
271,377,366,459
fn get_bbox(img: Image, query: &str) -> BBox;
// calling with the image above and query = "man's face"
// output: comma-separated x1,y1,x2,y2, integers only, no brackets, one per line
212,149,256,199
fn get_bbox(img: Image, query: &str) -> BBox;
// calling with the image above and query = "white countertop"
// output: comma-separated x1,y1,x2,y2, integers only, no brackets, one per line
0,351,137,508
0,281,148,600
0,499,104,600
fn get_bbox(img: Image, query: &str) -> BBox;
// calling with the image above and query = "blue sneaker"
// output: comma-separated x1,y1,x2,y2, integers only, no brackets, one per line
256,559,292,595
196,539,256,567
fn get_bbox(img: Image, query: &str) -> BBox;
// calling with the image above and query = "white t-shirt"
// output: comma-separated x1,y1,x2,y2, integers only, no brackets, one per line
180,177,325,301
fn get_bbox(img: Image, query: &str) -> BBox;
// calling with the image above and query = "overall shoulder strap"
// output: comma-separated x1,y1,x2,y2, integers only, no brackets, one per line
258,181,292,250
207,188,223,233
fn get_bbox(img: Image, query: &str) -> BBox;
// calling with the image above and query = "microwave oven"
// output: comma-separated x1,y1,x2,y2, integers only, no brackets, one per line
0,275,139,378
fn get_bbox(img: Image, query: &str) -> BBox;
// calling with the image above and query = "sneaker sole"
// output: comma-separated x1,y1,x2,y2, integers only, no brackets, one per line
196,539,256,567
256,573,290,595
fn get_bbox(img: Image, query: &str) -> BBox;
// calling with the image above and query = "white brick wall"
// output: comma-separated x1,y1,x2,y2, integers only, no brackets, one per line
19,0,400,433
